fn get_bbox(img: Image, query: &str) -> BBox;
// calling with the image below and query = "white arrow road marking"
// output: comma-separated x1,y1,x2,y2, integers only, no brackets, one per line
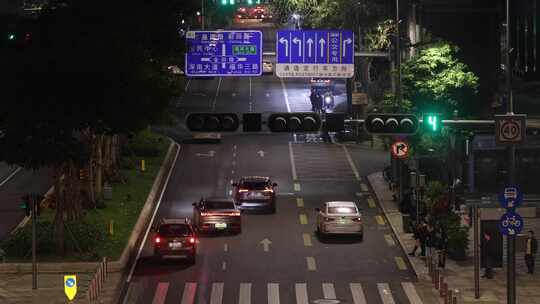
306,38,314,57
319,38,326,57
257,150,265,157
195,150,216,157
260,238,272,252
279,37,288,57
343,38,353,57
292,37,302,57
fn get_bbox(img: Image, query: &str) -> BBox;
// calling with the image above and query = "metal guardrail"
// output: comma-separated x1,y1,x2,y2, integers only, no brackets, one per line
88,257,108,302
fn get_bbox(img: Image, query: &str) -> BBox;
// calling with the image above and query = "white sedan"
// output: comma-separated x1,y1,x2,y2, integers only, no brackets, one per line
316,201,363,240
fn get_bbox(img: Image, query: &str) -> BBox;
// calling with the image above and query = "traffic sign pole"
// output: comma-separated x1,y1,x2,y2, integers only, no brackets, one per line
31,194,37,289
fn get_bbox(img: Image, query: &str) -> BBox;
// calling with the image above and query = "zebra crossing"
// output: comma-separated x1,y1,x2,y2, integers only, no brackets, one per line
145,281,423,304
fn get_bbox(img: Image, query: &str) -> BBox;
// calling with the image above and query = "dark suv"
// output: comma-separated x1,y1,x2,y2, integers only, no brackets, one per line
192,198,242,234
233,176,277,213
153,218,197,263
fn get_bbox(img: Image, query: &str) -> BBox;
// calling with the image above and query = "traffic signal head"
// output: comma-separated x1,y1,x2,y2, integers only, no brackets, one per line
268,113,321,132
186,113,240,132
243,113,262,132
365,113,419,135
422,113,442,133
7,33,15,40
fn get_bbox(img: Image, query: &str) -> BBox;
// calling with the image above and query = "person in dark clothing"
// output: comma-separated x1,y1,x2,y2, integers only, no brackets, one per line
425,223,436,257
309,89,317,112
409,221,427,256
482,232,494,279
436,227,448,268
400,188,413,214
525,230,538,274
315,93,323,114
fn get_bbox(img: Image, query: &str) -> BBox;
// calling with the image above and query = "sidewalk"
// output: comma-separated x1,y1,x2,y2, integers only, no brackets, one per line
368,172,540,304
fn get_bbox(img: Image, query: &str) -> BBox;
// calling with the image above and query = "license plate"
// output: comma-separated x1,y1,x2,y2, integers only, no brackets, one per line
338,219,349,224
215,223,227,229
248,192,263,198
169,242,182,249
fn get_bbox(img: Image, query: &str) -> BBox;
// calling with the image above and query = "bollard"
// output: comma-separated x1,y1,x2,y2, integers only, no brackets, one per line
141,159,146,173
453,289,460,304
432,269,437,285
440,282,447,298
446,289,453,304
109,220,114,236
435,271,440,290
104,257,108,279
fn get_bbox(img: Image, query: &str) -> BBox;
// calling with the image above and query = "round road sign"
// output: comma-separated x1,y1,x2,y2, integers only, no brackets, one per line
391,141,409,159
498,211,524,236
500,120,521,141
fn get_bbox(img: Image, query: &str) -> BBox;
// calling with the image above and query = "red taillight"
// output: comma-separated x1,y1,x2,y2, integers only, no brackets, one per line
352,217,362,222
200,212,208,216
263,188,274,193
238,189,248,193
155,237,161,243
189,237,196,244
232,211,241,216
324,217,335,222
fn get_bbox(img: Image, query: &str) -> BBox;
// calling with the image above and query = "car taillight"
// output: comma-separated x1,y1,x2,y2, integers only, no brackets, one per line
189,237,196,244
352,217,362,222
201,212,209,216
155,237,161,243
263,188,274,193
324,217,335,222
238,189,248,193
232,211,241,216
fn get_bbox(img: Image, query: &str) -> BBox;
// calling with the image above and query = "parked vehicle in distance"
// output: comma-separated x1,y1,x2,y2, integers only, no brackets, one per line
315,201,363,240
193,197,242,233
263,61,273,74
233,176,277,213
153,218,197,263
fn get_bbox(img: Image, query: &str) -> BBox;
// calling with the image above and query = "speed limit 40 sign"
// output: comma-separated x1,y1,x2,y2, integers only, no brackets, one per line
495,114,526,145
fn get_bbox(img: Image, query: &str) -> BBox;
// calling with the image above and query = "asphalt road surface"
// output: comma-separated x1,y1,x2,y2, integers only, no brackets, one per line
122,22,425,304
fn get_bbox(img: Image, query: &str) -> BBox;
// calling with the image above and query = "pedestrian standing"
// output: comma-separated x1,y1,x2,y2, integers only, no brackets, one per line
309,89,317,112
315,93,323,114
525,230,538,274
436,227,448,268
409,221,421,256
482,232,494,279
426,223,436,257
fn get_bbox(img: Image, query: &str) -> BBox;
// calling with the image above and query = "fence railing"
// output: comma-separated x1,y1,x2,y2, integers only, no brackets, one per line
88,257,108,302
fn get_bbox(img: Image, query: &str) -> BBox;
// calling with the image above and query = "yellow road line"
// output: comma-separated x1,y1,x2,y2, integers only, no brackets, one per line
384,234,396,246
395,256,407,270
306,257,317,271
299,214,308,225
303,233,313,246
294,183,301,191
360,183,369,192
375,215,385,225
367,198,376,208
296,198,304,207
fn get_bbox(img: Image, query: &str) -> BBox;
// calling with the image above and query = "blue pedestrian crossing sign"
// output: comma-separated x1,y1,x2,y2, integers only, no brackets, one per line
185,30,262,77
499,211,524,236
498,186,523,209
276,30,354,78
64,275,77,301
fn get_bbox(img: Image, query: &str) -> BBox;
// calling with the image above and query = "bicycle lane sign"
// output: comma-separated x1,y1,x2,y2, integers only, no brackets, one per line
499,211,524,236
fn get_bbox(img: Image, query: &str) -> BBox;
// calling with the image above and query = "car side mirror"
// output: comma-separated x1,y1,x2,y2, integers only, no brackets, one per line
315,208,321,212
272,183,278,187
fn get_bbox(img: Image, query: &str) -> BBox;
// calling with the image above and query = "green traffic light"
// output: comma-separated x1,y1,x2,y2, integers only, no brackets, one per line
428,116,437,131
248,0,253,4
423,113,441,133
221,0,227,4
8,34,15,40
229,0,234,4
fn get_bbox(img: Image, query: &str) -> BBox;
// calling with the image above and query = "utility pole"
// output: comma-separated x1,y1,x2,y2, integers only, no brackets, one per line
201,0,205,30
31,194,37,290
505,0,516,303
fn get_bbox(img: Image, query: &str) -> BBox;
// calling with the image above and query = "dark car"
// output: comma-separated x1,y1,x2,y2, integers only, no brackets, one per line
233,176,277,213
153,218,197,263
193,197,242,234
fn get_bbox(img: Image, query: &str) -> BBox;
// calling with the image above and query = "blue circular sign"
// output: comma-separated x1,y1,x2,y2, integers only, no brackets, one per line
498,211,524,236
498,186,523,209
66,278,75,287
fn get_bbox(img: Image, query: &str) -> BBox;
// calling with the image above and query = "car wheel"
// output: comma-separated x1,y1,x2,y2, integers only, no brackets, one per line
358,233,364,242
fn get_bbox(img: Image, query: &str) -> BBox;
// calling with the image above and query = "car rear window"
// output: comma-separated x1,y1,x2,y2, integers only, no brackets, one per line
241,181,268,190
328,206,357,214
205,201,235,209
158,224,191,237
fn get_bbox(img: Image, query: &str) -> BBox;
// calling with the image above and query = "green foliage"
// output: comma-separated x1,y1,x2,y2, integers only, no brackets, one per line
378,92,413,113
124,129,164,157
365,20,395,51
424,181,446,210
444,212,469,260
401,42,479,116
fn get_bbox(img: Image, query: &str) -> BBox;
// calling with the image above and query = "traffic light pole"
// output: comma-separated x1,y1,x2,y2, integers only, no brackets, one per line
201,0,205,30
505,0,516,302
394,0,405,206
31,194,37,290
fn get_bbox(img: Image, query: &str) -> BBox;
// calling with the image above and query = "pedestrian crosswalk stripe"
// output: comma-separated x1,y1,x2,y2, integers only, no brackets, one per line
350,283,367,304
268,283,280,304
239,283,251,304
180,282,197,304
297,198,304,207
210,282,224,304
401,282,423,304
377,283,396,304
322,283,336,299
395,256,407,270
151,282,168,304
375,215,385,225
295,283,309,304
294,183,301,191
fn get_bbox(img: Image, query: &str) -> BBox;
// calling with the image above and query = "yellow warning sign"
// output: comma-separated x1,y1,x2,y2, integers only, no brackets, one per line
64,275,77,301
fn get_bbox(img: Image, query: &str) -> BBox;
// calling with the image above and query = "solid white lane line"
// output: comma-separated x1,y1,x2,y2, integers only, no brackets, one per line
184,78,192,92
401,282,423,304
322,283,336,299
306,257,317,271
295,283,309,304
0,167,22,187
151,282,169,304
210,282,224,304
341,144,361,181
268,283,280,304
288,142,297,181
249,77,252,98
239,283,251,304
212,77,223,111
350,283,367,304
296,198,304,207
180,282,197,304
279,78,292,112
125,143,181,284
303,233,312,246
377,283,396,304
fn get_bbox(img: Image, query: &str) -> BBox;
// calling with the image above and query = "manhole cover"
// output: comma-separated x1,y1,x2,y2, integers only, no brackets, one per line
313,300,341,304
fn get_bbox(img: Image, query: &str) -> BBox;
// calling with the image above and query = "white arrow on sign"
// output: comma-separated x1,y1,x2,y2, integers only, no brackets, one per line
306,38,314,57
260,238,272,252
292,37,302,57
319,38,326,57
257,150,265,157
342,38,352,57
279,37,289,57
196,150,216,157
222,44,227,69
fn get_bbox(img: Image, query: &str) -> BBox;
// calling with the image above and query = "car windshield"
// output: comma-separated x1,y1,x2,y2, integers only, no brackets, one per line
328,206,357,214
158,224,191,237
241,181,268,190
205,201,235,209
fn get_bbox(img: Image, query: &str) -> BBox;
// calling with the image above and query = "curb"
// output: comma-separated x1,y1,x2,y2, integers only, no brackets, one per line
367,172,422,279
0,140,180,274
